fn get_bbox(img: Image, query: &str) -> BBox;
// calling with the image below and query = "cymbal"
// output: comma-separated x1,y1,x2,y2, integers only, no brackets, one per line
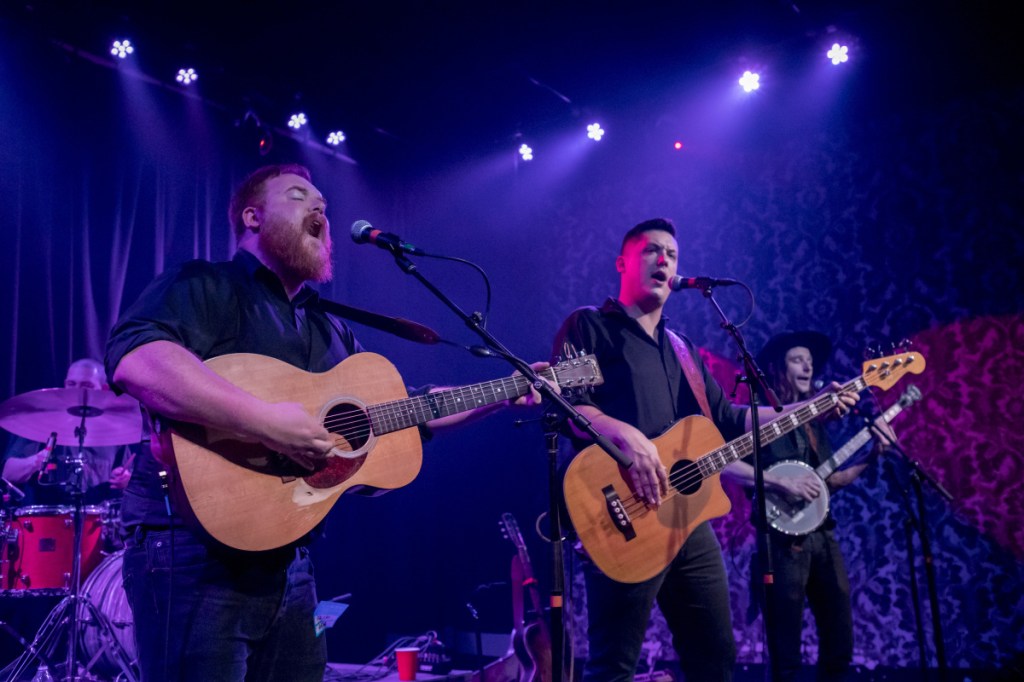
0,387,142,447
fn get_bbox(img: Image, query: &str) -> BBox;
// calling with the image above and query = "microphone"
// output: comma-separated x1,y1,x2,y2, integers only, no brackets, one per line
37,431,59,485
350,220,425,256
668,275,740,291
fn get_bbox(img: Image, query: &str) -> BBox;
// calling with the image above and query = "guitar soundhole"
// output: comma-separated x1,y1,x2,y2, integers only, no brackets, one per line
324,402,371,452
669,460,702,496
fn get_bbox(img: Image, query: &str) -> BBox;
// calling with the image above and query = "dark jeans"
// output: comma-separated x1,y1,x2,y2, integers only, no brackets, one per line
755,529,853,682
582,521,736,682
122,526,326,682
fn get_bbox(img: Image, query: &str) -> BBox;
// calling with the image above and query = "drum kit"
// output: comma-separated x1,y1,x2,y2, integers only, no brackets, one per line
0,386,142,681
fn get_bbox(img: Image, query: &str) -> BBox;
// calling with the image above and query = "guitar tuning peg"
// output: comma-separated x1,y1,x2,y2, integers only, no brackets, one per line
898,338,913,352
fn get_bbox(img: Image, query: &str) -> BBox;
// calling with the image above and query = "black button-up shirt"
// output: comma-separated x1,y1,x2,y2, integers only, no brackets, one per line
105,250,364,528
551,298,748,451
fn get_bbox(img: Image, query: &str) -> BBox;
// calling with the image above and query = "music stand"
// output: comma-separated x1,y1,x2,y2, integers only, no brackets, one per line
4,394,138,682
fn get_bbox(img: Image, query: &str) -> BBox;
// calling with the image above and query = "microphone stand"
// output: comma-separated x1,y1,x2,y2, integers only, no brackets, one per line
382,247,629,469
694,283,783,680
381,247,628,682
880,436,951,682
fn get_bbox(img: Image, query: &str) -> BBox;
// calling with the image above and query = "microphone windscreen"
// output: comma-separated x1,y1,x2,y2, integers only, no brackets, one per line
350,220,372,242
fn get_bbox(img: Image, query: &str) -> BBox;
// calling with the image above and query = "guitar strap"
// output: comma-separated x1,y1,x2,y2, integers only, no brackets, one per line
317,297,440,345
666,330,713,420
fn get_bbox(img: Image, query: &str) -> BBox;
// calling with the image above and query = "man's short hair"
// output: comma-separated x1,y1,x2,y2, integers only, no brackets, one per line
620,218,676,254
228,164,312,239
68,358,104,376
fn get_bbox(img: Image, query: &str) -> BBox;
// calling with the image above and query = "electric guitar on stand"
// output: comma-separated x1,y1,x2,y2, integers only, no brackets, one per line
500,513,557,682
160,352,603,551
563,351,925,584
765,384,923,535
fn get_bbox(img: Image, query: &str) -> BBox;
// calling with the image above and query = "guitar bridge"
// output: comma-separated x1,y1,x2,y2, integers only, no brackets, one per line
603,485,636,541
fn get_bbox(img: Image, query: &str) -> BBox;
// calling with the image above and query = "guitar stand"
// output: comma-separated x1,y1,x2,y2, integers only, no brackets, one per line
4,416,138,682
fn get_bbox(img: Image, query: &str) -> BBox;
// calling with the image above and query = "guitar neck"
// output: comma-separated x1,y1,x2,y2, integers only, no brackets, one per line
368,373,536,436
816,400,906,479
700,375,869,476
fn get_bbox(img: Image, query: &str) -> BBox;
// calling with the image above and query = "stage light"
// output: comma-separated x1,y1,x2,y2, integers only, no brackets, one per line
326,131,346,146
176,68,198,85
110,40,134,59
288,113,308,130
586,123,605,141
673,141,683,151
827,43,849,65
518,143,534,161
738,71,760,92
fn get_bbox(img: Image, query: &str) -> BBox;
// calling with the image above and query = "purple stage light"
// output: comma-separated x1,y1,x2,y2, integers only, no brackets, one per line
518,143,534,161
110,40,134,59
587,123,605,141
738,70,760,92
176,68,198,85
288,113,308,130
326,131,346,145
827,43,849,65
673,141,683,151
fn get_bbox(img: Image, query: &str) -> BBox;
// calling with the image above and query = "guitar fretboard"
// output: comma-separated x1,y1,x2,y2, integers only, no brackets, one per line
694,376,870,479
366,374,535,435
817,395,909,479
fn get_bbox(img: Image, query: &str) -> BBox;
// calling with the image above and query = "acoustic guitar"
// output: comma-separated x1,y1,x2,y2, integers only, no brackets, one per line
562,352,925,583
162,351,603,551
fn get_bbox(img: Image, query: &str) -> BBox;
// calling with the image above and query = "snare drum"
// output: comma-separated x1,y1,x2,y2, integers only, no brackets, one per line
3,505,104,591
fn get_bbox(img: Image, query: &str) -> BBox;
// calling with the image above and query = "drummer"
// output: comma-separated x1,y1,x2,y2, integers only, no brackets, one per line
1,359,136,506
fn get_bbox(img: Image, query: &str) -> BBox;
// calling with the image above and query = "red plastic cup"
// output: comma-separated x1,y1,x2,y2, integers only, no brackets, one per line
395,647,419,681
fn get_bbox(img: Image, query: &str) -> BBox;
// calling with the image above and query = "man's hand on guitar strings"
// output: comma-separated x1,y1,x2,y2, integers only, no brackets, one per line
816,381,859,420
509,361,555,407
256,401,334,471
610,422,668,508
770,469,823,502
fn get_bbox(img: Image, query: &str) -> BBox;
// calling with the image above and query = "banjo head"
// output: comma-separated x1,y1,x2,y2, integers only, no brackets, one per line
764,460,830,536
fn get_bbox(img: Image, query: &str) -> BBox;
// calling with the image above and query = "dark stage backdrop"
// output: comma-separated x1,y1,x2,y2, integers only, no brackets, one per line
2,22,1022,673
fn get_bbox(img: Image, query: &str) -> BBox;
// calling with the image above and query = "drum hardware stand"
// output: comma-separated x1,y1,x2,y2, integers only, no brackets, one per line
4,401,137,682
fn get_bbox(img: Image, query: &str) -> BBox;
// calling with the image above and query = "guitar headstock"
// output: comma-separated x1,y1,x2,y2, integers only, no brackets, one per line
550,352,604,392
898,384,923,406
861,352,926,391
499,512,527,554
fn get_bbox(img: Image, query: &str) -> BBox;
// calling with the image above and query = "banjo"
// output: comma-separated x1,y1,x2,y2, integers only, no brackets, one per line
764,384,922,536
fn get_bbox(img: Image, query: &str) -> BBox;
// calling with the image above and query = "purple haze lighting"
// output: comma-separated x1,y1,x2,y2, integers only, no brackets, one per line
288,113,308,130
176,68,198,85
738,70,760,92
110,40,134,59
326,131,346,145
518,143,534,161
586,123,605,141
827,43,849,65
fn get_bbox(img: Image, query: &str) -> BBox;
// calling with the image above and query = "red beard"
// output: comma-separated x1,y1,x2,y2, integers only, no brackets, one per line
260,213,333,284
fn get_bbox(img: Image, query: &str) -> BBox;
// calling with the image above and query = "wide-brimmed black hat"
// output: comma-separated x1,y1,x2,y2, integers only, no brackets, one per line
756,331,832,374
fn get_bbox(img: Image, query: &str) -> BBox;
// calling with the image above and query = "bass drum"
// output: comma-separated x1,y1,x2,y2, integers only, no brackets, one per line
79,550,137,675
